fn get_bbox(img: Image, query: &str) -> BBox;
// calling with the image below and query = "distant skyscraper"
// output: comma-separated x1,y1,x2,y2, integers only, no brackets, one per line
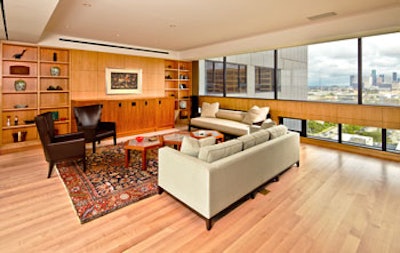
393,72,398,83
350,75,357,89
379,74,385,84
371,69,377,86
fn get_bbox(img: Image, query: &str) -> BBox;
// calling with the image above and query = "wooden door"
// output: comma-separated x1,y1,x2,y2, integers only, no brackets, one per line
155,97,175,129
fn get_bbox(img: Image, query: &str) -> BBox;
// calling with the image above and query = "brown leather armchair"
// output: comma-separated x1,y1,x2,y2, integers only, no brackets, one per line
73,104,117,153
35,112,86,178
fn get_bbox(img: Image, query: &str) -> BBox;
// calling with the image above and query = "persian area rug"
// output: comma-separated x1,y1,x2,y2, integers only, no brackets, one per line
56,143,158,223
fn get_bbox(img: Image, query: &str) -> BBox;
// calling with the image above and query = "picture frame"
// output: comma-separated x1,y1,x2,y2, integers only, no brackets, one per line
106,68,142,94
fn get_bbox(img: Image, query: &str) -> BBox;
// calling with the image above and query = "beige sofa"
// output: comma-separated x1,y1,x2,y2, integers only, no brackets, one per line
158,126,300,230
189,103,271,136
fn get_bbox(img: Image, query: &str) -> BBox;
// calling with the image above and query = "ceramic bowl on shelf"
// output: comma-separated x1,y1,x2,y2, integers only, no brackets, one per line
135,136,144,142
14,104,28,108
179,100,187,109
14,80,27,91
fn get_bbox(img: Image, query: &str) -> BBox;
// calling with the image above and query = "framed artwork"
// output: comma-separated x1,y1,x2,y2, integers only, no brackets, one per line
106,68,142,94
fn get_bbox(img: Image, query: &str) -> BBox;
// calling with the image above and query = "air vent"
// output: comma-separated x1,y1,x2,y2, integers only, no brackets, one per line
307,12,337,21
59,38,169,55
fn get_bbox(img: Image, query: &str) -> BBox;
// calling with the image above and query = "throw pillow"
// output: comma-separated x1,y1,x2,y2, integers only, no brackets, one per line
180,136,215,157
261,118,276,129
242,106,270,125
200,102,219,118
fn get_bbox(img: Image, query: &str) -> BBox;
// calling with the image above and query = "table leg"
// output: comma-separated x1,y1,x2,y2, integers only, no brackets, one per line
125,149,130,167
141,149,147,170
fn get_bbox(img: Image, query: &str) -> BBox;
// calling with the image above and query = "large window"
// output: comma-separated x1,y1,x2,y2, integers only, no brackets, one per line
387,129,400,153
255,66,274,94
205,60,224,95
342,124,382,149
277,46,308,100
225,63,247,96
307,120,338,142
362,33,400,106
277,39,358,102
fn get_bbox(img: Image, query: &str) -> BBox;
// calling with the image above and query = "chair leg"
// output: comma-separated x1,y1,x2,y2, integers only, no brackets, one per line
113,134,117,145
92,142,96,153
82,156,87,172
48,161,55,178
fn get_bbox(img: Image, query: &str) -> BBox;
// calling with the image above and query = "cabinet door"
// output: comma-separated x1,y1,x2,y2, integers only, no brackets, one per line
137,99,155,131
156,98,175,129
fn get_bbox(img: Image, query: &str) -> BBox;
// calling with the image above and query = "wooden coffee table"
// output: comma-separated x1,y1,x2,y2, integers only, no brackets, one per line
124,136,162,170
190,130,224,143
162,131,191,150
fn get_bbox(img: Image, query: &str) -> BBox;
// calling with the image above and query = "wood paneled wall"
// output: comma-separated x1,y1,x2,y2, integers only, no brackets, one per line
198,96,400,161
70,50,165,99
198,96,400,130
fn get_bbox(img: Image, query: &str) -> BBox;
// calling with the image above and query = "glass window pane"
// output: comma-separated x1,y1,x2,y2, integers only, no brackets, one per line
387,129,400,153
225,62,247,96
282,118,302,132
362,32,400,106
278,39,358,103
205,60,224,95
342,124,382,149
277,46,308,100
307,120,338,141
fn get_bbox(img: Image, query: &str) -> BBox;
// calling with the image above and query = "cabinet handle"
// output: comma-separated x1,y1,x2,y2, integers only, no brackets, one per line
145,101,148,106
159,100,161,105
118,102,122,107
131,102,136,106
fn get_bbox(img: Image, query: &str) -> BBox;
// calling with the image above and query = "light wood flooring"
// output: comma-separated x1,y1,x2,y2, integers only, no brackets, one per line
0,141,399,253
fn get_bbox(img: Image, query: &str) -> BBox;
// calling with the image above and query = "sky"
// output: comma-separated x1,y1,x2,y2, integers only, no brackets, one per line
308,32,400,87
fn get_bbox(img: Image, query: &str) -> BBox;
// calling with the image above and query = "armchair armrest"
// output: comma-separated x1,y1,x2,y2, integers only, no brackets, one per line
47,138,86,160
53,132,85,142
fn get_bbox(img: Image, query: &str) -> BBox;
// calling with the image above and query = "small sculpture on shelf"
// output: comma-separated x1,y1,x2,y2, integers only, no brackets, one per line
13,49,27,59
6,116,11,126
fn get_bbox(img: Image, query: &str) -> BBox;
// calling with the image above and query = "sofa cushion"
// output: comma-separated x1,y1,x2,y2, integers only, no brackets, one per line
267,125,288,139
237,134,256,150
190,117,250,136
250,129,270,144
201,102,219,118
242,106,270,125
215,109,246,122
198,139,242,163
180,136,216,157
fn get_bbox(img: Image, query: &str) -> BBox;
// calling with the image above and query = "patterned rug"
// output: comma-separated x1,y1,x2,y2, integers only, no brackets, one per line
56,143,159,223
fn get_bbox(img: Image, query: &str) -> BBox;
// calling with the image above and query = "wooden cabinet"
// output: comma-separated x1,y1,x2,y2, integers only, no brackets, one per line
1,42,71,152
164,60,192,120
71,97,174,137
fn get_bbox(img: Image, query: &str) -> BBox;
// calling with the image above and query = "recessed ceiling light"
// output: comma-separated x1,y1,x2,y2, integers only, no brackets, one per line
307,12,337,21
82,2,92,7
169,24,177,28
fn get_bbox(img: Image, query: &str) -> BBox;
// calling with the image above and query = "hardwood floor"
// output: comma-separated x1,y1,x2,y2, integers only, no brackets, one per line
0,142,399,253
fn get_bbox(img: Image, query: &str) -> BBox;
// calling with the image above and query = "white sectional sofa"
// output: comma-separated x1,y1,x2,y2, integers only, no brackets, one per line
158,125,300,230
189,102,271,136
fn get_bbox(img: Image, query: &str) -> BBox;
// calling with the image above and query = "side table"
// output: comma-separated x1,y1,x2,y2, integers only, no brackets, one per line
124,136,162,170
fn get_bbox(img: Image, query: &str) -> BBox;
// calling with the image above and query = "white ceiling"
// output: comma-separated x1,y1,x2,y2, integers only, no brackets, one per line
1,0,399,60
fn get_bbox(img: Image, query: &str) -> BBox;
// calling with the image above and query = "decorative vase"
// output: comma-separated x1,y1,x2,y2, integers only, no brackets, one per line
50,66,60,76
14,80,26,91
